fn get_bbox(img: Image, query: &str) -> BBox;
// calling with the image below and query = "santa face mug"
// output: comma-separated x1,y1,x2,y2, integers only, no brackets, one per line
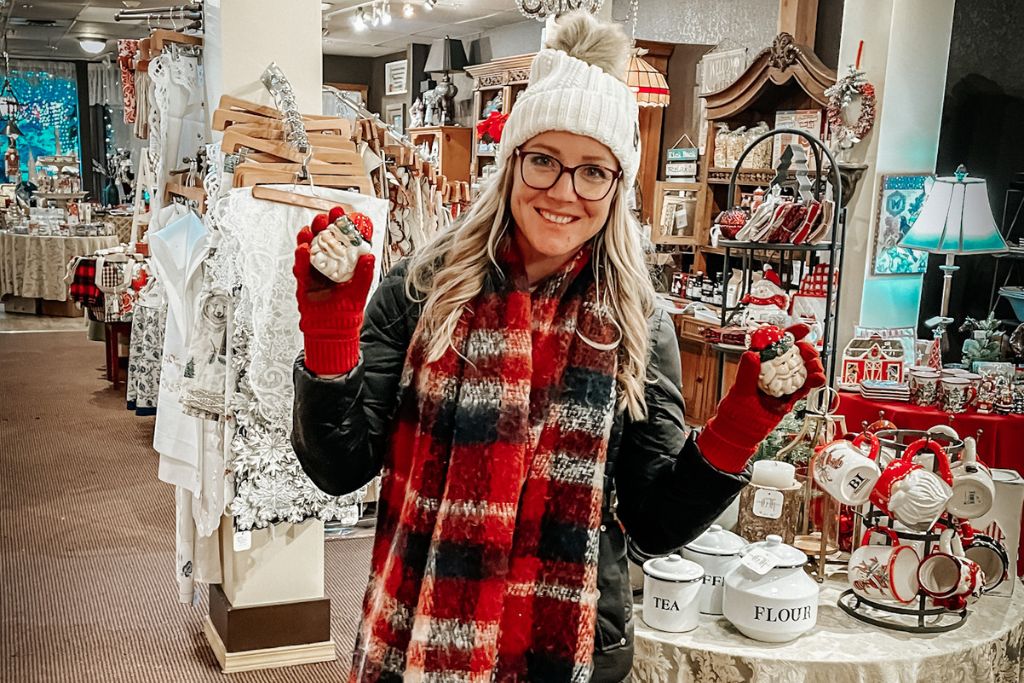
746,324,807,398
870,439,954,532
847,526,921,604
812,432,882,506
917,528,984,610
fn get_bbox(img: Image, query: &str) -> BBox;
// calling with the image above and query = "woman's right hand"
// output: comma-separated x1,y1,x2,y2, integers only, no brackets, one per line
293,206,375,376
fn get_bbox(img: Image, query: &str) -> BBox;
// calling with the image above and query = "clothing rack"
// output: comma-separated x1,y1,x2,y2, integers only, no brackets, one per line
323,85,470,205
115,4,203,31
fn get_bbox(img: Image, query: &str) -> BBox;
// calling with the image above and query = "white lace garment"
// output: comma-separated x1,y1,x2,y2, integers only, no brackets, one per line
205,184,388,531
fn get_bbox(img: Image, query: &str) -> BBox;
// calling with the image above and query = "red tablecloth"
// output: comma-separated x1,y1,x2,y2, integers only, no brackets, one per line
837,392,1024,473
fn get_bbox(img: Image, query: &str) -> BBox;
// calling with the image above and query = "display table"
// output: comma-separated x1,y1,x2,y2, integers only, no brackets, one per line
837,391,1024,473
0,232,118,303
632,578,1024,682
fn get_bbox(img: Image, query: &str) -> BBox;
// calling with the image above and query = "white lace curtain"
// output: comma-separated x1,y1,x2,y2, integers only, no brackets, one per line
88,61,122,107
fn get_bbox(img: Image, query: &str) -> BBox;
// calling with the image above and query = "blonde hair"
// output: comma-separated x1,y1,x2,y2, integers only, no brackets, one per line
407,162,656,420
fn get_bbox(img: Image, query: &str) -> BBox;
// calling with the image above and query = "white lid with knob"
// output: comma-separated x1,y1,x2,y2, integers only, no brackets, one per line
740,535,807,569
642,554,704,583
684,524,748,557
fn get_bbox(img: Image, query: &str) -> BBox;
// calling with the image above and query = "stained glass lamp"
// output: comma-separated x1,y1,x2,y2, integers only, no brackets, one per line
627,49,669,108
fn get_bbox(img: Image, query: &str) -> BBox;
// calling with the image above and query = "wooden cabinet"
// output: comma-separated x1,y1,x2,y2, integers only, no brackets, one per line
673,313,740,426
407,126,472,184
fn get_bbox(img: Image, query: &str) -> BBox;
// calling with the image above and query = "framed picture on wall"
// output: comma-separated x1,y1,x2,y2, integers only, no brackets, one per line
385,104,405,134
872,174,935,275
385,60,408,96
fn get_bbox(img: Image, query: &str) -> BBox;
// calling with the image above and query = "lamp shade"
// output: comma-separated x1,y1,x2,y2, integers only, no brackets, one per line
425,36,468,74
627,52,670,107
898,172,1008,254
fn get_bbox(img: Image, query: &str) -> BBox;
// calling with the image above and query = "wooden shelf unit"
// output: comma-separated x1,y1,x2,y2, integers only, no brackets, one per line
406,126,472,185
465,53,535,187
686,33,836,273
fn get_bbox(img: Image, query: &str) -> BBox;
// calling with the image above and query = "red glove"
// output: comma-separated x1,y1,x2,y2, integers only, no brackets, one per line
293,206,375,376
697,324,827,473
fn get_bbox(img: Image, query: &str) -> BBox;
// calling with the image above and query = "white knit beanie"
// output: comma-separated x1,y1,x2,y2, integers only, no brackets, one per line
497,13,641,190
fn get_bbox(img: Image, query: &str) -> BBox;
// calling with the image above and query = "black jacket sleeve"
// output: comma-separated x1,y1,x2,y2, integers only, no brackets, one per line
291,261,417,496
614,307,750,555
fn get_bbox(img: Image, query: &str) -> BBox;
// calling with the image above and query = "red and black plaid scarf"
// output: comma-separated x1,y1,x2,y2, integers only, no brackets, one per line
353,244,618,682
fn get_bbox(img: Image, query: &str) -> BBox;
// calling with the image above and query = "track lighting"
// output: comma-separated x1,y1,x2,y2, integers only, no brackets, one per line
381,1,392,25
423,0,436,9
402,3,414,17
352,7,367,30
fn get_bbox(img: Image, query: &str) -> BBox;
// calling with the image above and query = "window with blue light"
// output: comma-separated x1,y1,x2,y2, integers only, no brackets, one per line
0,66,81,182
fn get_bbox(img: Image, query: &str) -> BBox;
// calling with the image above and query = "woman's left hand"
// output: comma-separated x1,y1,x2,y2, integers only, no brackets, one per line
697,324,826,473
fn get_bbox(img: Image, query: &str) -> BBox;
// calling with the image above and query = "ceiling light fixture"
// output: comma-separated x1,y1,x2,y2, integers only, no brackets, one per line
423,0,436,10
381,1,392,25
370,3,380,26
78,37,107,55
402,3,414,17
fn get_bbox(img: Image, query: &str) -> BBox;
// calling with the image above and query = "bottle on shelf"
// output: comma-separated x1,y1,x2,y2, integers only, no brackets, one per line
701,272,715,303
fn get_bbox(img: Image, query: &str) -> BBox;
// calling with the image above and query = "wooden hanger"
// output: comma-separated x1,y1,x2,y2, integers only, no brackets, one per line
150,28,203,52
234,166,373,194
250,186,356,213
226,123,358,153
213,108,353,136
164,182,207,213
218,95,338,122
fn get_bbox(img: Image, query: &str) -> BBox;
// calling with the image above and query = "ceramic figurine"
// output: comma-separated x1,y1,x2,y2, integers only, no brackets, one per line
747,324,807,398
310,214,372,283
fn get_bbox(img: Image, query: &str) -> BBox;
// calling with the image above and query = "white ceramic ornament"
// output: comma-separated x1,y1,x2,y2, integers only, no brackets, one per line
747,324,807,398
310,216,372,283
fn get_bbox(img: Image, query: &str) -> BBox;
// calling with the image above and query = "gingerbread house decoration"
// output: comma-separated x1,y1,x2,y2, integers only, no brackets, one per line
841,335,905,386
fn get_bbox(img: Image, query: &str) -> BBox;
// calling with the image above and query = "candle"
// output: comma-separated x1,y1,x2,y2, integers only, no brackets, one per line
751,460,796,489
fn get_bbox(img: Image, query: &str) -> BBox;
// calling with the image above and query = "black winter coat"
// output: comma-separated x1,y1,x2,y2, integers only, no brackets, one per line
292,261,749,683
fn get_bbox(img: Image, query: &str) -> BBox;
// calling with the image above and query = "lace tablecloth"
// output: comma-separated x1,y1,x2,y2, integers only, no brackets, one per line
632,578,1024,682
0,232,118,301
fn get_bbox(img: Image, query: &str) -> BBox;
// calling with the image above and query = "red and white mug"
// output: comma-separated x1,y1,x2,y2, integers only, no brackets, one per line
847,526,921,604
917,528,985,610
812,432,882,506
870,439,954,532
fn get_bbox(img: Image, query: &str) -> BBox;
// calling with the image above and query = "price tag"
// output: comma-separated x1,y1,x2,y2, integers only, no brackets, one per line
233,530,252,552
741,548,778,575
752,488,784,519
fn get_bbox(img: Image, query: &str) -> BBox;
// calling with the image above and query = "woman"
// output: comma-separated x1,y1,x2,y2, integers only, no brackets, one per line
292,13,824,682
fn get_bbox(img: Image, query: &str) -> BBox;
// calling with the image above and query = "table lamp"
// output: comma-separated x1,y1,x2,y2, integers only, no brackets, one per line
898,164,1009,363
425,36,468,126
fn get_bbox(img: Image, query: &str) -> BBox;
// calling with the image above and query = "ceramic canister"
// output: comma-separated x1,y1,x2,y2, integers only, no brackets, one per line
682,524,748,616
722,535,819,643
642,554,704,633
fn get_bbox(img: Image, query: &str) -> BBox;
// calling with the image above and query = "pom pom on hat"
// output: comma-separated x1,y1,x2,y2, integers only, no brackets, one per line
762,264,782,288
747,324,795,361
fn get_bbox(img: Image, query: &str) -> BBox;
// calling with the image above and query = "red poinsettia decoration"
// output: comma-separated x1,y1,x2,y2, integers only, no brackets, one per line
476,110,509,144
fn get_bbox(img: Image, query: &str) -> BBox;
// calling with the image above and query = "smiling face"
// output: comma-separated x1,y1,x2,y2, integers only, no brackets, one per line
509,130,620,283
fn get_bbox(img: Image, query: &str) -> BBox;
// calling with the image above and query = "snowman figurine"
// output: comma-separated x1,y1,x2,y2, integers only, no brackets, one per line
740,265,791,329
747,324,808,398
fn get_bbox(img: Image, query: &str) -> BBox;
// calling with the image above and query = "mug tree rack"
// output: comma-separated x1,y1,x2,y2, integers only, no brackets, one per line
713,128,847,406
838,429,970,634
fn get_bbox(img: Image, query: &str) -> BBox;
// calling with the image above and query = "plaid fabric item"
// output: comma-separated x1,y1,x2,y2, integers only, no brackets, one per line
69,258,103,308
353,245,618,682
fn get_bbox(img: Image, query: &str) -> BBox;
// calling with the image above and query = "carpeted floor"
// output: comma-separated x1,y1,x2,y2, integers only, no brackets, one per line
0,331,372,682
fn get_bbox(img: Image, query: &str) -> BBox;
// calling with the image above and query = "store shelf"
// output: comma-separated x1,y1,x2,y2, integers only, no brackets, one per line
35,192,87,199
718,239,836,252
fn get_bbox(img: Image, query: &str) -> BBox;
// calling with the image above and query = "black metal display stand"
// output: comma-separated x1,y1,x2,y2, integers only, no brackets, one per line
714,128,847,403
838,429,971,634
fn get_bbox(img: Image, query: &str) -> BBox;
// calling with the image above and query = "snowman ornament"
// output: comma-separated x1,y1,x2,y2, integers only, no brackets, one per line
747,324,808,398
310,213,372,283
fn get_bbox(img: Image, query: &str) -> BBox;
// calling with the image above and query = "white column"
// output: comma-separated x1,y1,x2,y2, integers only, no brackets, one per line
834,0,955,353
203,0,329,611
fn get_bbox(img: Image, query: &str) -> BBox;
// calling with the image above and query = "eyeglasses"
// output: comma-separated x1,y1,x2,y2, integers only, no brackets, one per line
514,147,621,201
